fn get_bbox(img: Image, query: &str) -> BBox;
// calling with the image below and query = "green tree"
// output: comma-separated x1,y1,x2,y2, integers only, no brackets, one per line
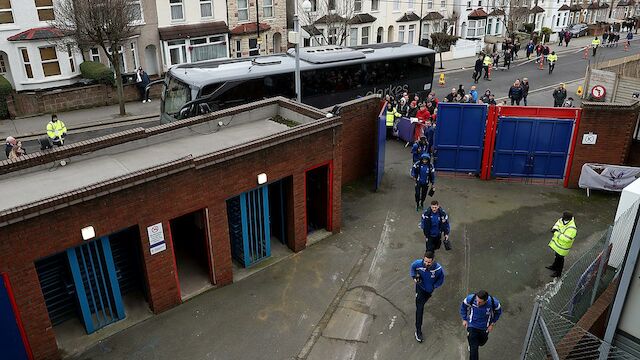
430,32,459,69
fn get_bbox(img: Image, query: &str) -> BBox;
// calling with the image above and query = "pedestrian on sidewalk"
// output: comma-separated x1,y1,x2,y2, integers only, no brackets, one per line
592,36,601,56
513,40,520,59
564,31,572,47
627,32,633,47
526,41,534,59
136,67,151,103
411,154,435,211
553,83,567,107
5,136,16,158
410,251,445,343
482,54,493,80
603,31,609,47
420,200,450,251
503,47,512,69
46,114,67,147
460,290,503,360
535,43,543,62
559,29,566,46
522,78,530,106
508,79,524,105
473,56,483,83
546,211,577,278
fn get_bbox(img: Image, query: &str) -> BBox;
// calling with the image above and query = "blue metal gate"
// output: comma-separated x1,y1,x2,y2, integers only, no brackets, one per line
434,103,488,174
67,237,125,334
227,186,271,267
0,274,30,360
375,115,386,191
493,117,574,178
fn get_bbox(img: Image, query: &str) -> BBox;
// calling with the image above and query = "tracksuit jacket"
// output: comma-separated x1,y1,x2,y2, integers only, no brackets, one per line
460,294,503,331
411,161,435,185
409,260,445,293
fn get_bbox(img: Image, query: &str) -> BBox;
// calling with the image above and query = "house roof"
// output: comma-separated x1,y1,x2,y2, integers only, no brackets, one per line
159,22,229,41
302,25,322,36
616,0,634,6
558,4,571,10
587,2,600,9
529,5,545,13
468,8,489,18
423,11,445,20
599,3,609,8
230,22,271,35
487,8,506,16
396,11,421,22
7,27,65,41
315,14,347,24
512,6,530,16
569,4,581,11
348,13,377,24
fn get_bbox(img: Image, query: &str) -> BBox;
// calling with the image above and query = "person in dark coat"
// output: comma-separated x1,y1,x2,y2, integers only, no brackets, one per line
136,67,151,103
508,79,524,105
473,56,483,83
564,31,572,47
5,136,16,158
553,83,567,107
522,78,530,106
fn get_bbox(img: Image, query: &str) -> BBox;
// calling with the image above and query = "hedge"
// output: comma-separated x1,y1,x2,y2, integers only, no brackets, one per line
80,61,115,86
0,75,12,119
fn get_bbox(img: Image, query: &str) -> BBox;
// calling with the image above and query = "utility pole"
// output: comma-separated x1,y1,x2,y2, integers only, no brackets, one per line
418,0,424,45
257,0,261,54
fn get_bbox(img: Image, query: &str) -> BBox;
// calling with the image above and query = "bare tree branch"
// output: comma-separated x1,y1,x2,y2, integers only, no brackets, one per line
299,0,356,46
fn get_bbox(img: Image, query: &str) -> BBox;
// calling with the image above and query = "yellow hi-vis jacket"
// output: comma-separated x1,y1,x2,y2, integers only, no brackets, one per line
46,120,67,140
548,218,577,256
547,53,558,62
483,56,493,66
386,107,401,127
592,38,601,47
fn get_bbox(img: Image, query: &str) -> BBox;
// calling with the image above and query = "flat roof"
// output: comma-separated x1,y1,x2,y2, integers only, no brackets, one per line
0,99,331,217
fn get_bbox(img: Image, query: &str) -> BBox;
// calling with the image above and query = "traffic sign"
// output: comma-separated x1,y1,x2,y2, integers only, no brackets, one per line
591,85,606,100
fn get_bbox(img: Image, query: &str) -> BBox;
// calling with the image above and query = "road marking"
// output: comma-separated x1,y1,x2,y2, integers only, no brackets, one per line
365,210,394,288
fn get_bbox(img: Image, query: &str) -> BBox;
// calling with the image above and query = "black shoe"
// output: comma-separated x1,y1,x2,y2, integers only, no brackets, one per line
550,272,561,278
545,265,555,270
415,331,424,343
416,204,420,212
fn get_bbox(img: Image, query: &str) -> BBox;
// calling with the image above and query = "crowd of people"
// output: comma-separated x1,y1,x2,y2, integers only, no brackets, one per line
4,114,68,160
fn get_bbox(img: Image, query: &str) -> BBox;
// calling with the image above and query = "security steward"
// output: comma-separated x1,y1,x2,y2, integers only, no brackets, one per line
482,54,493,80
46,114,67,146
420,200,450,252
385,102,401,139
546,211,577,277
411,153,435,211
591,36,601,56
410,251,445,343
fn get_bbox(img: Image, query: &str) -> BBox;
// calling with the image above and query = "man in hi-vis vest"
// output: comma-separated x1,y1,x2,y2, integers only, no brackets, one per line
546,211,577,278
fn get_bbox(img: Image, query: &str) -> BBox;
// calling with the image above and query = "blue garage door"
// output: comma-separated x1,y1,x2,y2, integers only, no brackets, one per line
227,186,271,267
493,117,574,178
434,103,487,174
0,275,30,360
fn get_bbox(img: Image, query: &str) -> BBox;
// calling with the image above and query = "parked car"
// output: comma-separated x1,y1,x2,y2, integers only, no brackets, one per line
566,24,588,37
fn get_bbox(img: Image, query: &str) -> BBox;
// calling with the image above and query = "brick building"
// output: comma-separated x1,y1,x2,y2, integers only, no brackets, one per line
228,0,288,57
0,96,381,359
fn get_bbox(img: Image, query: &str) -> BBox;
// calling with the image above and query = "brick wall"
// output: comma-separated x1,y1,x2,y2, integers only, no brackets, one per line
7,81,163,118
0,124,342,359
566,102,640,188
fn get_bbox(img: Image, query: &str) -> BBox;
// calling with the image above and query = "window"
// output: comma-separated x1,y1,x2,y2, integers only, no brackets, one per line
466,19,485,37
263,0,273,17
249,38,259,56
190,36,227,61
127,0,143,22
487,19,493,34
440,0,445,7
361,26,369,44
408,0,415,9
350,28,358,46
309,0,317,11
355,0,362,12
200,0,213,18
40,47,61,77
467,1,472,9
90,48,100,62
167,40,186,65
0,0,14,24
495,18,501,34
170,0,184,21
478,0,482,6
422,23,430,37
20,48,33,79
434,22,440,32
36,0,54,21
236,40,242,58
107,45,126,72
408,24,415,43
0,55,6,73
67,45,75,73
238,0,249,21
329,28,337,44
393,0,400,11
329,0,336,10
427,0,433,8
372,0,379,11
398,25,405,42
130,42,138,69
556,16,560,26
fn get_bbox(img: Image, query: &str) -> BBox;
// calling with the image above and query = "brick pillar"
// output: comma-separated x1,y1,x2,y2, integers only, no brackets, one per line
291,171,307,252
208,201,233,286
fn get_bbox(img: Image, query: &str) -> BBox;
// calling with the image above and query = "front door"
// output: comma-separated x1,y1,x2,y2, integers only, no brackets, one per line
227,186,271,267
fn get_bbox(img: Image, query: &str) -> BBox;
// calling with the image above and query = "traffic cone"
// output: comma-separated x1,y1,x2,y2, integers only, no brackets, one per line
625,42,629,51
488,64,492,79
538,57,544,70
583,47,588,59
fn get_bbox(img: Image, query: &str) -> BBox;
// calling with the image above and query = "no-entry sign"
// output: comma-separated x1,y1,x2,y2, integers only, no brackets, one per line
590,85,606,100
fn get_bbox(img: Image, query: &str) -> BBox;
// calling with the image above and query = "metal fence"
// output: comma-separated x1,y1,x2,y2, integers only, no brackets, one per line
520,200,640,360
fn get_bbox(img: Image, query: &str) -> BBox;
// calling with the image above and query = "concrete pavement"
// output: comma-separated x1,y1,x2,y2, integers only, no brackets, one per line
76,139,619,360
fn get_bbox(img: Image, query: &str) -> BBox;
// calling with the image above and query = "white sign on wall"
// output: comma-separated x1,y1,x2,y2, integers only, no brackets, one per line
582,133,598,145
147,223,166,255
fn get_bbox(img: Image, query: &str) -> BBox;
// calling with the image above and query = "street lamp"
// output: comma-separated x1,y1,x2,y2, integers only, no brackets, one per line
294,0,313,103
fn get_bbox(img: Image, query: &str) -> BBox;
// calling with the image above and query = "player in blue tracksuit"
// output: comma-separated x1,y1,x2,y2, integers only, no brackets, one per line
420,200,450,252
460,290,503,360
411,136,428,163
410,251,445,343
411,153,435,211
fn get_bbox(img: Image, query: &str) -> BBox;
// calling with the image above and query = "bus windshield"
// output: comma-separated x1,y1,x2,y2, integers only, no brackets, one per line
163,76,191,119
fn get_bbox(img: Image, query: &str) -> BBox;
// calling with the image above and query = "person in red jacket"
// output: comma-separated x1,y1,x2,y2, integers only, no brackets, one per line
414,103,431,141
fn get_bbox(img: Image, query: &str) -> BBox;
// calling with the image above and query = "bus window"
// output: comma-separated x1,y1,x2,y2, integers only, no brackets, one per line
164,76,191,116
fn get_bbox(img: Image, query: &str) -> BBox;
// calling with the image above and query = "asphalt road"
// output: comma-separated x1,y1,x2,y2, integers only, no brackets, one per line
436,43,639,106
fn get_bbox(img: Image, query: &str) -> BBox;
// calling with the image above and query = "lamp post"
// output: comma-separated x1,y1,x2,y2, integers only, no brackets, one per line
295,0,312,103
